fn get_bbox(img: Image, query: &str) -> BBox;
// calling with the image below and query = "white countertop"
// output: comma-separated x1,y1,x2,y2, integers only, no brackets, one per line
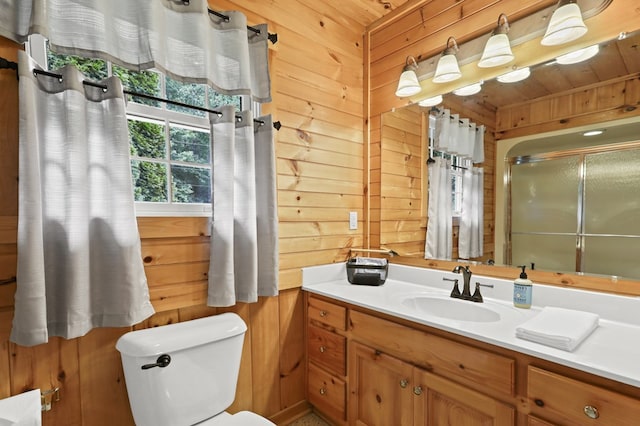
302,262,640,388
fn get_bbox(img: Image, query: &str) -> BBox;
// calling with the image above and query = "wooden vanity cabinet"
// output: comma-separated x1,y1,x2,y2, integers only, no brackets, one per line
306,295,348,424
351,342,514,425
304,293,640,426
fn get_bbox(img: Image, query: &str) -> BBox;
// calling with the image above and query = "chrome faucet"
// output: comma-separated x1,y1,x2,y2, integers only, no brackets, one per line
452,265,473,300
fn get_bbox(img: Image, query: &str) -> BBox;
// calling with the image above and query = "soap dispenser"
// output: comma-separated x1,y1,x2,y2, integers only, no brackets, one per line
513,265,532,309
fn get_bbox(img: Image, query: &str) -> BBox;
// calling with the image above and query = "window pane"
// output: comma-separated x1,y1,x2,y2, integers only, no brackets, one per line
128,119,166,159
172,165,211,203
170,125,210,165
208,87,242,111
113,65,161,107
166,76,206,117
47,50,107,80
131,160,168,202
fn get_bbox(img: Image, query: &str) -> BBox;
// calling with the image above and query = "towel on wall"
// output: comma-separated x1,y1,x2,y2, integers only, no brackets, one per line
515,306,600,352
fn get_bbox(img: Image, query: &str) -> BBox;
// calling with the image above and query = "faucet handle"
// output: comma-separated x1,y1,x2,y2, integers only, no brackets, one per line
443,277,461,298
471,282,494,303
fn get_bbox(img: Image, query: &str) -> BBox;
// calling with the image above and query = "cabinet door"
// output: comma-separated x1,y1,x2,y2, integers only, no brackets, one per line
350,343,413,426
413,368,515,426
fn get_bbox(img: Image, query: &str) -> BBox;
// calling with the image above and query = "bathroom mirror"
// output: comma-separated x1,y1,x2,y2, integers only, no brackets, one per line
379,31,640,282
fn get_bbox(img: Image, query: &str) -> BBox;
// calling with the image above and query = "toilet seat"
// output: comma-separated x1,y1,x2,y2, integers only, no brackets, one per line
198,411,275,425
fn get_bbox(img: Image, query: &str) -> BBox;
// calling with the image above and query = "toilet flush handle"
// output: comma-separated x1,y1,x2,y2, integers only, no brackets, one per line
141,354,172,370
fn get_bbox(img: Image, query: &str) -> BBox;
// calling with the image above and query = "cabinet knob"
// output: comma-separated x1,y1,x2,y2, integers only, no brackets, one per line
319,310,328,317
399,379,409,388
319,346,326,353
413,386,423,396
584,405,599,419
319,387,327,396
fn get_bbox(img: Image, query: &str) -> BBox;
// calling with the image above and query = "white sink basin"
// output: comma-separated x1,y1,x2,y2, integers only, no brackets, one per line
402,296,501,322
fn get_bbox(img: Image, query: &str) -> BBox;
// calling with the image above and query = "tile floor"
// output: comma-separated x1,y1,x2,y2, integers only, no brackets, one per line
287,412,330,425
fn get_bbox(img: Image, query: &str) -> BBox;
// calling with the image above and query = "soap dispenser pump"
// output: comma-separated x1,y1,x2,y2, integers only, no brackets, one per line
513,265,532,309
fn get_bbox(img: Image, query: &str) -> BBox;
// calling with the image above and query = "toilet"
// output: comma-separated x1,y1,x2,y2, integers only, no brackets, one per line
116,313,275,426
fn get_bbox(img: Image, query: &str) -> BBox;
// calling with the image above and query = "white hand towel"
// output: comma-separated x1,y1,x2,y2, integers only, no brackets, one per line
515,307,599,352
0,389,41,425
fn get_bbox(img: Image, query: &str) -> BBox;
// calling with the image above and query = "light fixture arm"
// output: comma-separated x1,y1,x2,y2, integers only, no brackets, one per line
443,36,459,56
403,55,418,72
494,13,510,35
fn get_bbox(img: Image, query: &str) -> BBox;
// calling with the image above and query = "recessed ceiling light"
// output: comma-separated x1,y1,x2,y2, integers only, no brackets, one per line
583,129,604,137
497,67,530,83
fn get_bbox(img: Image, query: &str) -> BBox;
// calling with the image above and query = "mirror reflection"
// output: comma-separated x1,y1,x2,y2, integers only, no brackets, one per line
380,31,640,280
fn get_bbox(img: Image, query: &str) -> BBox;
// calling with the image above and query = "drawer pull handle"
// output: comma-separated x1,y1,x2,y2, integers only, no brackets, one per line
319,346,326,353
319,310,328,317
319,387,326,395
584,405,599,419
399,379,409,388
413,386,423,396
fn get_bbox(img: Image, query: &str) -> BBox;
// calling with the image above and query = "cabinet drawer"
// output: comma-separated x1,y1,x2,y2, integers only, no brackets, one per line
308,296,346,331
349,310,515,397
308,362,346,421
308,324,346,376
528,366,640,425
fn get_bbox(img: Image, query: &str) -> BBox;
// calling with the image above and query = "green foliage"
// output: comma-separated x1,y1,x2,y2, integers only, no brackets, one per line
131,161,168,202
172,166,211,203
128,120,165,159
113,65,161,107
170,126,210,164
47,51,107,80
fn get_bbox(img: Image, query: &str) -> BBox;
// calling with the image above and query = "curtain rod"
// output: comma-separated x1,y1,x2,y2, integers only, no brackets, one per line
0,62,280,130
430,105,481,131
1,59,281,130
198,5,277,44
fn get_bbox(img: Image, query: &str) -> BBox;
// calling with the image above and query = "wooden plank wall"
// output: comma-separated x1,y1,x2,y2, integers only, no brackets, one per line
496,74,640,140
0,1,372,424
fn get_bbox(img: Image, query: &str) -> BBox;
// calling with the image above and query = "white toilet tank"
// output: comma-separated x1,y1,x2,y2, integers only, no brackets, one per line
116,313,247,426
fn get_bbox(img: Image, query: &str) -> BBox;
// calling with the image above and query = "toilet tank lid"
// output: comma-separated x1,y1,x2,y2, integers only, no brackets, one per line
116,312,247,357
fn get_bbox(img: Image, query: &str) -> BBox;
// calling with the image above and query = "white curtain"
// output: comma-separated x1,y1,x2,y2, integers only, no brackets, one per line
0,0,271,102
459,167,484,259
425,157,452,260
12,51,154,346
208,106,278,306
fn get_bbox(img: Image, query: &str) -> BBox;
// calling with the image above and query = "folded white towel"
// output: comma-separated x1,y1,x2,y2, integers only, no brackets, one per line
515,306,599,352
0,389,41,425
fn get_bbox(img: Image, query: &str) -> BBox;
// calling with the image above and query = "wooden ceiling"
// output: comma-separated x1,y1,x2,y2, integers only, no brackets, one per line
322,0,412,26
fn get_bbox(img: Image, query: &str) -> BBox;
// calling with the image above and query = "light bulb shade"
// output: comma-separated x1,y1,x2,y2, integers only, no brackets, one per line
541,2,587,46
497,67,531,83
453,82,482,96
478,33,514,68
418,95,443,107
395,68,421,97
556,44,599,64
433,54,461,83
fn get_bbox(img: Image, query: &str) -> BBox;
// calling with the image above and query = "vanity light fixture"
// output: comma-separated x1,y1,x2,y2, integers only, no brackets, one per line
541,0,587,46
433,37,462,83
555,44,599,64
395,56,422,97
497,67,531,83
478,13,515,68
418,95,443,107
453,81,483,96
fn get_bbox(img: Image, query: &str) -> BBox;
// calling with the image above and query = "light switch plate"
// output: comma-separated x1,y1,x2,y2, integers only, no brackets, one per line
349,211,358,230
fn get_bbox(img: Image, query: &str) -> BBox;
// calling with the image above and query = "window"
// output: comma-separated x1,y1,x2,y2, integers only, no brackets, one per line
28,35,243,216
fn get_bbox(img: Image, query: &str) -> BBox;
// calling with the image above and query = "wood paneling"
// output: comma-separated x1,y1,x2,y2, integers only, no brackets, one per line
0,0,387,422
